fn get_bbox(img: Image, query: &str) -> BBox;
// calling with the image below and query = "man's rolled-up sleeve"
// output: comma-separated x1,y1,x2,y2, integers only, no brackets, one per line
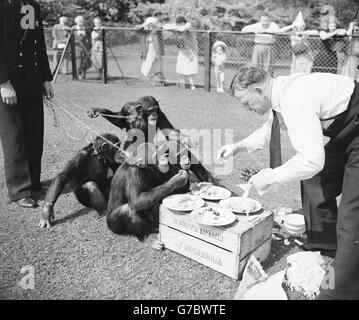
271,94,325,184
240,112,272,153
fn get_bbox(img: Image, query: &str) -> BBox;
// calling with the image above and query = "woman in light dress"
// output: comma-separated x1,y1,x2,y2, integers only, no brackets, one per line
52,16,71,74
280,12,317,74
139,17,166,86
163,16,198,90
311,18,347,74
72,16,92,79
342,22,359,81
91,17,104,80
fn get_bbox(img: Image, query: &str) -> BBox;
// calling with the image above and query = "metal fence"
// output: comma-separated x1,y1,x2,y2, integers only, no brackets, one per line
44,27,359,90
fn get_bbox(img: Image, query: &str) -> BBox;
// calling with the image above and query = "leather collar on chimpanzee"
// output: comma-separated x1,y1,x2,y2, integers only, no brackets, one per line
92,141,109,163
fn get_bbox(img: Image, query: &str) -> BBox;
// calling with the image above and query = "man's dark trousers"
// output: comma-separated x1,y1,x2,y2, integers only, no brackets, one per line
301,81,359,299
0,96,44,201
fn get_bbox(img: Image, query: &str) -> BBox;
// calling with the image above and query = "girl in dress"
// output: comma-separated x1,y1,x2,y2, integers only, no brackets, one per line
211,41,227,93
164,16,198,90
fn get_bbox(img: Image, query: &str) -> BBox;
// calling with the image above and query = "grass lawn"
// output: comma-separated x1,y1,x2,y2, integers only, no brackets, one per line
0,75,332,300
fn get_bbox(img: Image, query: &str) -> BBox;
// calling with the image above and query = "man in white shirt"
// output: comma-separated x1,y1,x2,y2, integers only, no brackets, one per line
242,15,280,72
218,64,359,300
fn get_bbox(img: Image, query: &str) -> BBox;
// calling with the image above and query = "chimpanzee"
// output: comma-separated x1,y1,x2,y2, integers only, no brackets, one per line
39,133,125,228
106,143,190,240
88,95,215,183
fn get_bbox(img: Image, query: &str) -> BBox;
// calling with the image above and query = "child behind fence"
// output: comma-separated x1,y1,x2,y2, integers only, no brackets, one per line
211,41,227,93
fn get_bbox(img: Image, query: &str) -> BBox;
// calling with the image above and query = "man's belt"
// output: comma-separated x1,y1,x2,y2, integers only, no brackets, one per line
254,42,273,46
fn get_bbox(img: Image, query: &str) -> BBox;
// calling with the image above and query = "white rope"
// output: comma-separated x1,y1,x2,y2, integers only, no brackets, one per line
48,98,125,153
54,94,135,120
45,99,89,142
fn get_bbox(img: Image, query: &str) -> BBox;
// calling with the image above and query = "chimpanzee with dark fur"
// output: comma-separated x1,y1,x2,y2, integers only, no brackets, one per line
88,95,215,183
106,143,190,239
39,134,124,228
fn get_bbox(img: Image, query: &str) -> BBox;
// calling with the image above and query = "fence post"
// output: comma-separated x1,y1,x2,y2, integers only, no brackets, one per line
70,30,77,80
204,30,212,92
102,28,108,84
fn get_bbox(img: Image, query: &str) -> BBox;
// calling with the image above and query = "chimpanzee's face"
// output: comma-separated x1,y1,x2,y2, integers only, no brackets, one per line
101,142,124,164
147,106,159,125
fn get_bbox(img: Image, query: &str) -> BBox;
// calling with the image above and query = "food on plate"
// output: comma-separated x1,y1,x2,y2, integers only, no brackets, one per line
220,197,261,215
191,206,236,226
163,194,204,211
192,183,231,200
176,196,200,210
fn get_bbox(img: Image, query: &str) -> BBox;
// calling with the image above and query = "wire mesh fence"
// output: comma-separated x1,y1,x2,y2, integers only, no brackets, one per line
44,27,359,90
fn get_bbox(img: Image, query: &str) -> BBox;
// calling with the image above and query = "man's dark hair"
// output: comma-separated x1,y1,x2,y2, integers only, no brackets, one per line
229,64,268,95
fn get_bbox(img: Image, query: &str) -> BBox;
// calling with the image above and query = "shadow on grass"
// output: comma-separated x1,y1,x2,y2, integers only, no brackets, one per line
52,207,96,226
262,239,297,270
34,179,75,202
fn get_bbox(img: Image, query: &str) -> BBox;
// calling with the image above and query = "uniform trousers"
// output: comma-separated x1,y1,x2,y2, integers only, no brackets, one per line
0,96,44,201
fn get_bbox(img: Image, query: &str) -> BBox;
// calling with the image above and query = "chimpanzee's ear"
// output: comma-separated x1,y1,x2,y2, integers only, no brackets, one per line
136,157,146,168
100,142,111,153
135,104,142,115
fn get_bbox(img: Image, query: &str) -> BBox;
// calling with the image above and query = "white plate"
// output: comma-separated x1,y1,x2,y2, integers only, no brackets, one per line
219,197,262,214
192,185,232,201
190,205,237,227
162,194,205,212
284,214,305,228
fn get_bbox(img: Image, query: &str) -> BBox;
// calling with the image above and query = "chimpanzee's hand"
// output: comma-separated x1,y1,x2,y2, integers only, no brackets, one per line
39,204,55,228
152,240,165,251
181,136,198,149
170,170,189,188
87,108,101,118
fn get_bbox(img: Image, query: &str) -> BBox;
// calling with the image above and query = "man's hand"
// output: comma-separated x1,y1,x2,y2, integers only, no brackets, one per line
43,81,54,99
248,168,275,195
217,144,238,161
0,81,17,107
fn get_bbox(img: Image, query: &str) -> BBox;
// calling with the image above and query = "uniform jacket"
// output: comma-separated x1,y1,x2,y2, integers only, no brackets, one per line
0,0,52,97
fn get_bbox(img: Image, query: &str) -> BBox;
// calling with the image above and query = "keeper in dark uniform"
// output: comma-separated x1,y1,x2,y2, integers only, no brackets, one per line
0,0,54,208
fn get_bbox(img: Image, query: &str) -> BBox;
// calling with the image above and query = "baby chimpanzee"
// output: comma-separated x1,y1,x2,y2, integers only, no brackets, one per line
39,133,124,228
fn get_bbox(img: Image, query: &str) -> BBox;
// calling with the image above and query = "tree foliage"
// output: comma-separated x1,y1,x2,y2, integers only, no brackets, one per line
40,0,359,29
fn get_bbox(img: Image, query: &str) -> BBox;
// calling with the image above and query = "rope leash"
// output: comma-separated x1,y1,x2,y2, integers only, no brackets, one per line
45,98,126,154
45,99,89,142
48,95,192,153
54,94,137,120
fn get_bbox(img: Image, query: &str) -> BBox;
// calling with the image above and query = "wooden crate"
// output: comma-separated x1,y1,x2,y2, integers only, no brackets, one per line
160,224,272,280
159,205,274,280
160,205,273,257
